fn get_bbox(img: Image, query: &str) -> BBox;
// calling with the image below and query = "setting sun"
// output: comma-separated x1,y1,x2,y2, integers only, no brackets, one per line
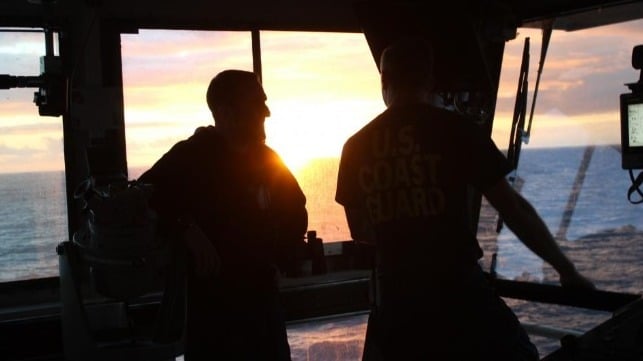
266,98,383,172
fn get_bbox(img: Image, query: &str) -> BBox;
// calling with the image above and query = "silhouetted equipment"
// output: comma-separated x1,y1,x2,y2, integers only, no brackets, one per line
307,230,327,275
621,44,643,171
0,28,65,116
55,141,185,360
542,297,643,361
620,44,643,205
626,44,643,93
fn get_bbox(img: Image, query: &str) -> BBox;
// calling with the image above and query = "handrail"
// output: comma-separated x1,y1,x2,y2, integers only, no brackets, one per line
490,276,641,312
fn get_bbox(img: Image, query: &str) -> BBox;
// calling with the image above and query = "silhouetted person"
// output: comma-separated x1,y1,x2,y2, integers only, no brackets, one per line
335,39,594,361
139,70,307,360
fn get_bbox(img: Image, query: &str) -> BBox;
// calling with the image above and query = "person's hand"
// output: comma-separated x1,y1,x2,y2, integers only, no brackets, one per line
559,268,596,291
183,223,221,277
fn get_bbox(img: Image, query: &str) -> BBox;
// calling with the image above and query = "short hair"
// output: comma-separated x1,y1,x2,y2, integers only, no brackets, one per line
379,38,434,91
206,70,264,113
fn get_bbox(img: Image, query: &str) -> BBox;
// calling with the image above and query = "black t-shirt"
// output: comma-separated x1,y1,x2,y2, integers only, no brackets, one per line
336,104,512,278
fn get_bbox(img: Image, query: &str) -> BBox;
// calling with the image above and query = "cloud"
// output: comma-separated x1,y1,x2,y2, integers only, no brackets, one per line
261,31,379,98
122,30,253,86
0,136,64,173
0,122,61,135
495,19,643,119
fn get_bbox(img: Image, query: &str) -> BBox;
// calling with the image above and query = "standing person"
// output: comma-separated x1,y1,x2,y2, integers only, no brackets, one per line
335,39,595,361
139,69,307,361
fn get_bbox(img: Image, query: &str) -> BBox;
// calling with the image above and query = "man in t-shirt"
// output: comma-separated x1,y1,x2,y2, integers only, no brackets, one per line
335,39,594,361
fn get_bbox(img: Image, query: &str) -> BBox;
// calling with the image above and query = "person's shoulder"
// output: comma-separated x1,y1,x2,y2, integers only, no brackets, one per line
259,143,279,157
189,125,218,141
256,144,294,171
346,111,388,141
137,126,219,182
340,108,413,152
176,125,220,149
376,103,458,124
260,144,290,164
148,126,216,166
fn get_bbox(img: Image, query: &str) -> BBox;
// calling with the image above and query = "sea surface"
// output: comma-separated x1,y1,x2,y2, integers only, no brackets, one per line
1,145,642,359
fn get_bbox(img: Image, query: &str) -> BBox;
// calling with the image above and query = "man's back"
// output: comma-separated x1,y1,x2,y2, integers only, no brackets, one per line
336,37,593,361
337,103,538,360
337,104,511,275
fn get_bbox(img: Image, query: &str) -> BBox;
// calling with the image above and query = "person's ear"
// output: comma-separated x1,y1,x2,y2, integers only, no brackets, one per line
212,104,236,127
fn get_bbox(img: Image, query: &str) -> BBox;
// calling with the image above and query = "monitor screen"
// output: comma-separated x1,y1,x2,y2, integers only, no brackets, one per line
621,92,643,169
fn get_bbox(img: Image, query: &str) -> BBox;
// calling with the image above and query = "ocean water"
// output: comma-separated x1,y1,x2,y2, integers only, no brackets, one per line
0,171,67,281
1,145,643,359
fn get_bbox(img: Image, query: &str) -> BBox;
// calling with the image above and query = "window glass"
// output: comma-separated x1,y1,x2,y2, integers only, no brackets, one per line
261,31,382,242
122,30,382,242
122,30,253,177
0,29,65,282
478,19,643,355
122,29,378,361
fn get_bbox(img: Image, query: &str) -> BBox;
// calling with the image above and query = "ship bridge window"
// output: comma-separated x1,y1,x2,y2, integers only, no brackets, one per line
479,19,643,355
121,29,381,243
122,29,254,177
121,30,381,358
0,28,66,283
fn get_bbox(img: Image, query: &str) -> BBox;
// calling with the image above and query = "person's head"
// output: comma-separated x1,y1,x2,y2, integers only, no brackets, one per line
379,38,434,107
206,70,271,148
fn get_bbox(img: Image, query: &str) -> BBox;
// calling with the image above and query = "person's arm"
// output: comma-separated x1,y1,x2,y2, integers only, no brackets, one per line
483,178,595,290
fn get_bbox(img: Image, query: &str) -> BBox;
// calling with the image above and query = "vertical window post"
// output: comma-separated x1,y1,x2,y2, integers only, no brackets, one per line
252,29,262,83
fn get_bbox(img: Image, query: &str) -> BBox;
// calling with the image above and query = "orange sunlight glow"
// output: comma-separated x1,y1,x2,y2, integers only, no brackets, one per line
266,98,383,172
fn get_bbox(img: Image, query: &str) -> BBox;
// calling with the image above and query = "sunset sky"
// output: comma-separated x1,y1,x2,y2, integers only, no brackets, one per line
1,19,642,174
